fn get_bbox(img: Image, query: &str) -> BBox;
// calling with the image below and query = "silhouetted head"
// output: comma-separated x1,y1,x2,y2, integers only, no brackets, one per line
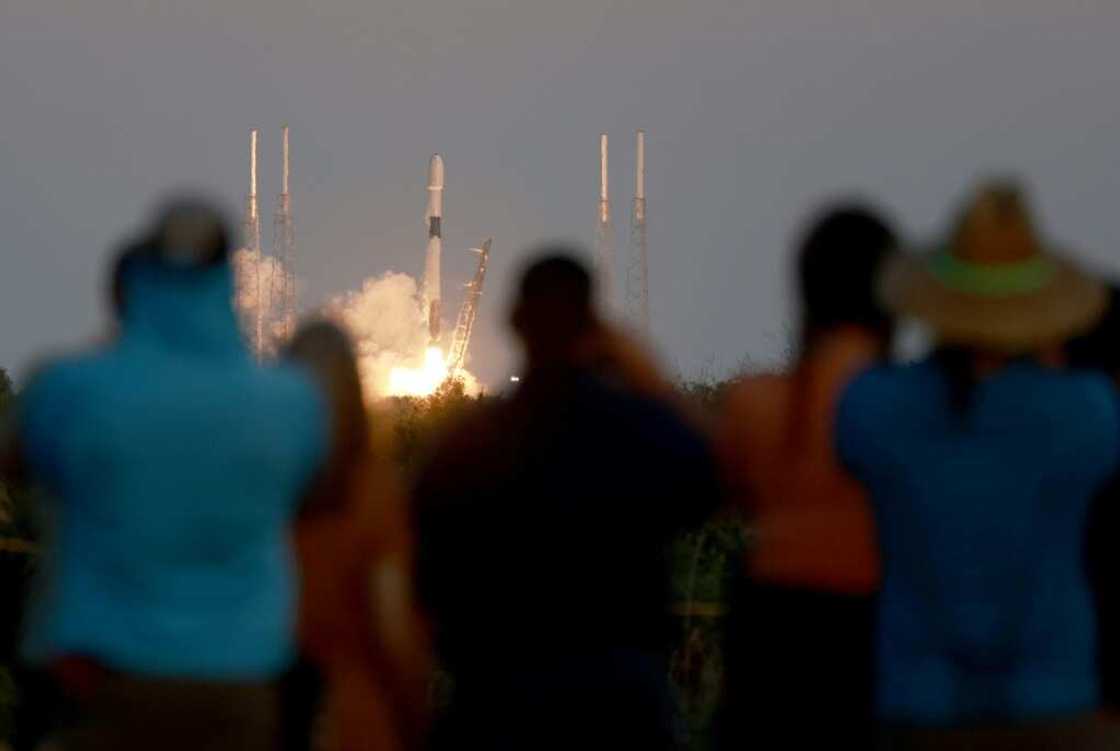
121,198,232,270
511,251,599,368
796,204,898,355
108,198,232,320
146,198,232,267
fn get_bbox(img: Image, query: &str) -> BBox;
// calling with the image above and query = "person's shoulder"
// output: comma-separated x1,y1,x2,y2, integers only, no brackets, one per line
1006,364,1115,408
1032,367,1119,427
21,349,110,407
724,372,790,413
720,371,792,441
835,361,933,457
839,360,927,411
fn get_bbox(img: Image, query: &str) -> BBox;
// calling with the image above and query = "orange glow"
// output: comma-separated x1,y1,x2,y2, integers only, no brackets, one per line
386,346,449,397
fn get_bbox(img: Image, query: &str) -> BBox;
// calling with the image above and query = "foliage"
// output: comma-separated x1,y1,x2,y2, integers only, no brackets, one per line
0,369,12,414
380,377,494,482
0,371,38,544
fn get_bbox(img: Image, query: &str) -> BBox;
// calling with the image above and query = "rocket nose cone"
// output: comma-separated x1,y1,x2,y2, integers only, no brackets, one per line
428,154,445,189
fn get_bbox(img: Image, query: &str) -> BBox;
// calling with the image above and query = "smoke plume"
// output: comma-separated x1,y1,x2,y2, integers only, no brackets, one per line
232,247,297,355
234,249,479,400
324,271,480,401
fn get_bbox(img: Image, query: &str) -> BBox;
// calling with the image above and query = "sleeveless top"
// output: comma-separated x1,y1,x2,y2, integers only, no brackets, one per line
720,332,881,594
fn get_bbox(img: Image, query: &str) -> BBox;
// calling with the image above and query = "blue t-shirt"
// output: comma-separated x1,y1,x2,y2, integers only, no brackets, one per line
19,260,327,680
837,359,1120,724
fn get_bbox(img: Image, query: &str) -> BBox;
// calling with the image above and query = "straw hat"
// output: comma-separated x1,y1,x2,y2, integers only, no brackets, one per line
878,181,1107,352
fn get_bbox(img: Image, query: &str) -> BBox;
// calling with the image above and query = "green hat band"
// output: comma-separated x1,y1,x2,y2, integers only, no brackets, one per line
928,252,1056,296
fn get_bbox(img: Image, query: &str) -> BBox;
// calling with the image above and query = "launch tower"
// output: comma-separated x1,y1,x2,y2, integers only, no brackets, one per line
238,128,264,357
447,238,492,379
596,134,615,309
625,130,649,333
270,125,296,345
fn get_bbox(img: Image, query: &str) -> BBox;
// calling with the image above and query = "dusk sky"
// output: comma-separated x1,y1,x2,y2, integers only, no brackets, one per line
2,1,1118,388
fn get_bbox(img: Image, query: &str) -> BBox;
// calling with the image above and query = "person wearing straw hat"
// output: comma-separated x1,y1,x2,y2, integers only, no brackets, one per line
837,181,1120,749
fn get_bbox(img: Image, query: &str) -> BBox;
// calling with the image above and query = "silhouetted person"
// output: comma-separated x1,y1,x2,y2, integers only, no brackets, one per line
413,252,721,750
717,204,898,749
11,200,329,751
283,321,431,751
838,182,1120,749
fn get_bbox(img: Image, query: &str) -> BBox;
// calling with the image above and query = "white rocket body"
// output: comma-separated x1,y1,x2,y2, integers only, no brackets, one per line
424,154,444,342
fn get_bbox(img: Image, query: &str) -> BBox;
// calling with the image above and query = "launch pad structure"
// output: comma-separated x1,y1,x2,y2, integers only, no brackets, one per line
235,126,299,358
234,132,498,387
596,133,615,310
270,125,296,344
238,128,263,357
447,238,492,379
624,129,649,334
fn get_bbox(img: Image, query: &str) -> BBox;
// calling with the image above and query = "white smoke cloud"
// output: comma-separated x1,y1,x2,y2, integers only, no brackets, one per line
323,271,480,401
234,249,480,400
324,272,426,397
232,247,297,355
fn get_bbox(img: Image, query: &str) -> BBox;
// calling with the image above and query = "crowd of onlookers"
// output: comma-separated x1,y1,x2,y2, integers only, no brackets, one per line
2,178,1120,750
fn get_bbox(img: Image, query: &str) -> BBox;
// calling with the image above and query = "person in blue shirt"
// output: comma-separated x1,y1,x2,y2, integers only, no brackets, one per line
837,182,1120,749
13,200,328,751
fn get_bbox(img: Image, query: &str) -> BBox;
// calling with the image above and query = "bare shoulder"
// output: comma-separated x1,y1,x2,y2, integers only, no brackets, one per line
723,371,792,421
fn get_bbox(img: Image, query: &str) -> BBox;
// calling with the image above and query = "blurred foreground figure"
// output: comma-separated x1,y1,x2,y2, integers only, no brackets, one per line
717,205,897,748
1067,285,1120,714
283,321,430,751
13,201,328,751
413,252,720,750
837,182,1119,749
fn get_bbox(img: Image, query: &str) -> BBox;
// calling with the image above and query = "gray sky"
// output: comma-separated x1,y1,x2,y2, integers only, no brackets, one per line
2,0,1118,387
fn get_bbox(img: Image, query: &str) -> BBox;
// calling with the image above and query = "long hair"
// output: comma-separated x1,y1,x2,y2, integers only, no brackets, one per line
932,346,981,417
795,204,898,358
284,320,368,515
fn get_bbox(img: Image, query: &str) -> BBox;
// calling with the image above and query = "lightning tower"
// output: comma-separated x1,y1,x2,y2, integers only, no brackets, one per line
270,125,296,345
238,128,263,356
447,238,492,379
595,133,615,308
625,129,649,333
423,154,445,343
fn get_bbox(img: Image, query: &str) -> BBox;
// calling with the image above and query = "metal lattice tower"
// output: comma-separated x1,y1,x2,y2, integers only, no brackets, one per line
237,128,264,357
625,129,648,333
270,125,296,348
447,238,492,378
595,133,616,310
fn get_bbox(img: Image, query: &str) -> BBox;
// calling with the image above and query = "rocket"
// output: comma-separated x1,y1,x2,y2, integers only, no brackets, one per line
424,153,444,342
